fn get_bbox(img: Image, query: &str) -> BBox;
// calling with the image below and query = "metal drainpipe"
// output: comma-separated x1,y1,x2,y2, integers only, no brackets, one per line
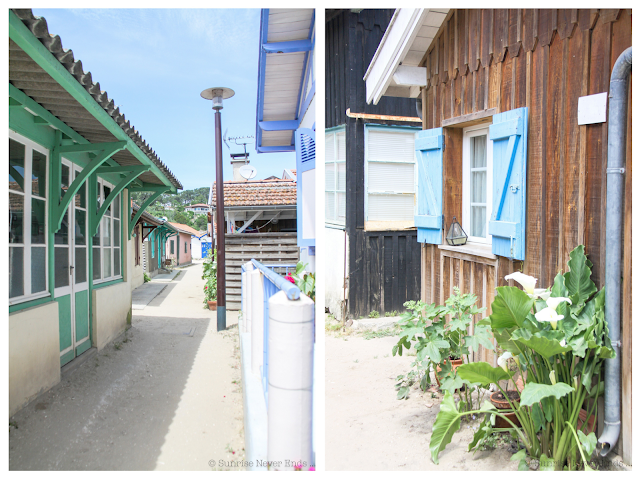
598,46,631,457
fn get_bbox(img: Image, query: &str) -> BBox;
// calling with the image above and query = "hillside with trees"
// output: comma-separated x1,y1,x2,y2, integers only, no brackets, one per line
130,187,210,232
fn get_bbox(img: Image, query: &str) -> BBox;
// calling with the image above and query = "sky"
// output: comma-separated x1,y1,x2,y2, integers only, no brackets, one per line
33,8,296,191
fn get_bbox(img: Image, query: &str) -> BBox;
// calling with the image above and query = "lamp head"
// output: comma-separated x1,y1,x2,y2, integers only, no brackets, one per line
200,87,235,110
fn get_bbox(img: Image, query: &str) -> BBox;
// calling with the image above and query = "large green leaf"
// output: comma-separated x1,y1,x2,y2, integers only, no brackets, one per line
422,339,450,364
578,430,597,457
564,245,597,306
456,362,513,385
539,453,555,471
551,271,568,298
468,415,492,453
430,391,462,464
400,327,426,341
511,329,572,359
464,326,495,352
489,287,534,331
440,374,464,396
531,403,546,432
520,382,574,407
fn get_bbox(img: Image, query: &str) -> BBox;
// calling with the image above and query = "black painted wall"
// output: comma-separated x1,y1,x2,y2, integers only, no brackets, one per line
326,10,422,318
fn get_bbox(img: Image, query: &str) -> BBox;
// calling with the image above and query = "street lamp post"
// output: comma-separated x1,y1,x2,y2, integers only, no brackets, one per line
201,87,235,331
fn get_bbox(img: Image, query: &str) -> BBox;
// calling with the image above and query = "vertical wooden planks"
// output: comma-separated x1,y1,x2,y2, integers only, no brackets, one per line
443,128,463,226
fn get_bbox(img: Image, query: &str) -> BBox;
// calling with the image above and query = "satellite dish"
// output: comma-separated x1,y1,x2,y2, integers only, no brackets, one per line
239,165,257,180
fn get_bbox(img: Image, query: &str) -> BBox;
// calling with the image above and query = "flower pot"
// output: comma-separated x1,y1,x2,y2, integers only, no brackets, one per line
577,408,596,434
207,300,217,311
490,390,521,428
435,358,465,388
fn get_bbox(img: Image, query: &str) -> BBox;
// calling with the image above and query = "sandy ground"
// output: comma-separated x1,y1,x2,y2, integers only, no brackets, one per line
325,324,518,471
9,262,245,471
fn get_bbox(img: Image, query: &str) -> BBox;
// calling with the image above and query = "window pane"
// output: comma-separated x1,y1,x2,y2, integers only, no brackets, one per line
55,247,70,288
61,164,70,201
103,248,112,278
337,162,346,191
471,136,487,168
114,219,120,247
75,209,87,246
325,134,335,163
55,209,69,245
75,170,86,209
113,193,120,219
103,217,111,247
471,206,487,238
471,171,487,203
337,131,346,161
75,247,87,284
10,139,26,193
31,246,46,293
9,247,24,298
368,195,415,221
325,163,335,190
325,192,335,221
32,150,47,198
367,130,415,163
9,192,24,244
93,221,101,246
368,162,414,193
337,192,346,220
31,198,46,244
104,184,112,215
92,247,101,280
114,248,121,276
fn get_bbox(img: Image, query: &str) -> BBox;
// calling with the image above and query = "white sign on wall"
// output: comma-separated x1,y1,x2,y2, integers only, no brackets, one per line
577,92,608,125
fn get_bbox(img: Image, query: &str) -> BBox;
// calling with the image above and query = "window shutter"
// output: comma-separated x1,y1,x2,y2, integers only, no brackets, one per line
488,107,528,260
295,128,315,247
415,128,444,244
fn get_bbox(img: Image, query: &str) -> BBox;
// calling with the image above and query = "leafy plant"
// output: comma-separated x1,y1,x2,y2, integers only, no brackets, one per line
202,248,217,307
143,272,151,283
287,262,315,302
368,310,380,318
385,310,399,317
430,246,612,471
394,369,428,400
392,288,491,410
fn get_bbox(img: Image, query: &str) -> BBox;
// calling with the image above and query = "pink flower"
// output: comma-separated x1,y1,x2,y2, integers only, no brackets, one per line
205,286,208,290
285,275,295,284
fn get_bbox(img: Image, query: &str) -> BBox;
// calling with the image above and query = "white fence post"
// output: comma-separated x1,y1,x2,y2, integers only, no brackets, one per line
267,291,314,470
250,269,264,376
242,262,254,333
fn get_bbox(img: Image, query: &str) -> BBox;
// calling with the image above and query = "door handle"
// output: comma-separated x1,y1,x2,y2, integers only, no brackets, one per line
69,265,74,275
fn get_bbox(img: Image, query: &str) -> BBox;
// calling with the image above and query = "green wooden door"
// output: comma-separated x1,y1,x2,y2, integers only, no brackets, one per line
55,160,91,366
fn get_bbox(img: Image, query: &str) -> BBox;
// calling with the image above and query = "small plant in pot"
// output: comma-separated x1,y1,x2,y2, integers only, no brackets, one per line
392,287,493,410
202,248,217,310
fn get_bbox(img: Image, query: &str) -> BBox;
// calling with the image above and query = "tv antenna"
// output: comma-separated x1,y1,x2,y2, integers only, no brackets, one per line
223,130,255,159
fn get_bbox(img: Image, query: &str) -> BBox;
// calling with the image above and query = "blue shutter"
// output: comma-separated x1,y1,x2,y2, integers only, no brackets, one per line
415,127,444,244
488,107,528,260
295,128,315,247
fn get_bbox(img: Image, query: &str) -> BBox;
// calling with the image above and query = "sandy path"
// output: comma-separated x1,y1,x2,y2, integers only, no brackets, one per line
9,263,245,470
325,330,518,471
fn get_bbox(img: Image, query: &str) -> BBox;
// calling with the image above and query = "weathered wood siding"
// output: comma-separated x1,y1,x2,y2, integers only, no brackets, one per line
420,9,631,463
224,233,299,310
327,10,423,319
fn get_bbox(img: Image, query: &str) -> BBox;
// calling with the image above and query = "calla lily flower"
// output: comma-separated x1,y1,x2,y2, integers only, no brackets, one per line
573,376,579,390
549,370,557,385
504,272,549,299
560,339,566,347
498,351,512,372
535,307,564,330
546,296,572,311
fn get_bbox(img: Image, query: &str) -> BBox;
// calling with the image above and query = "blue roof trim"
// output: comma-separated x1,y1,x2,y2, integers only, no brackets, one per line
256,9,315,152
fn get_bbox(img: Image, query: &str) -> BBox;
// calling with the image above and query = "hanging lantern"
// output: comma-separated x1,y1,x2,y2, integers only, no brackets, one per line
446,217,468,246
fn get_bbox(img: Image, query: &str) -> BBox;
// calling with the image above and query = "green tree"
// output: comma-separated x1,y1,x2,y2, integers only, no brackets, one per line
194,214,208,231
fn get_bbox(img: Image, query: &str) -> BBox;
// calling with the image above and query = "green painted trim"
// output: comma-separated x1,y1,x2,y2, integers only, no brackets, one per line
49,130,62,298
9,11,178,193
60,350,75,367
129,183,174,192
53,142,127,232
76,340,92,357
9,165,25,190
9,296,54,314
92,278,124,290
128,188,170,239
92,166,149,235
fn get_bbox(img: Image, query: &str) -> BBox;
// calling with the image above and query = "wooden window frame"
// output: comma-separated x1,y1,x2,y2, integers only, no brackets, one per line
462,125,493,245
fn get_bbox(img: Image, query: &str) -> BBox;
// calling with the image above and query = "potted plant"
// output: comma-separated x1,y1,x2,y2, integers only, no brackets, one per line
202,248,217,310
429,246,612,471
286,262,315,302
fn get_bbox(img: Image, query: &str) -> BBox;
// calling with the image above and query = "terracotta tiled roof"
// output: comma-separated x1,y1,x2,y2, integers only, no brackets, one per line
168,222,200,236
186,203,209,208
210,179,297,207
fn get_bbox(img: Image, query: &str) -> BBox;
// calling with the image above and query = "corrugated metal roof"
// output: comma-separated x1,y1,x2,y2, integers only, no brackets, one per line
9,9,182,190
131,202,169,227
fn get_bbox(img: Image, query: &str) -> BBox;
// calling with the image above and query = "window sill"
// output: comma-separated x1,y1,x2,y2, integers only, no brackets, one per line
438,242,496,260
9,290,52,307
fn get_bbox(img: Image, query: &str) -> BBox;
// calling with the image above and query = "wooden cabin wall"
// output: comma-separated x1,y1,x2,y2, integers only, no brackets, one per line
327,10,423,319
420,9,631,463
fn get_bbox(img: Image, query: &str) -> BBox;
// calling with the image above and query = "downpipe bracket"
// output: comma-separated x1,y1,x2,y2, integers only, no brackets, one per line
606,168,626,175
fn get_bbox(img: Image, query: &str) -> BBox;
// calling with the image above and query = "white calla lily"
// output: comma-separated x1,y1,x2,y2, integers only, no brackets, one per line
549,370,557,385
497,351,512,372
505,272,537,295
546,296,572,311
560,339,566,347
535,307,564,330
537,290,552,301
